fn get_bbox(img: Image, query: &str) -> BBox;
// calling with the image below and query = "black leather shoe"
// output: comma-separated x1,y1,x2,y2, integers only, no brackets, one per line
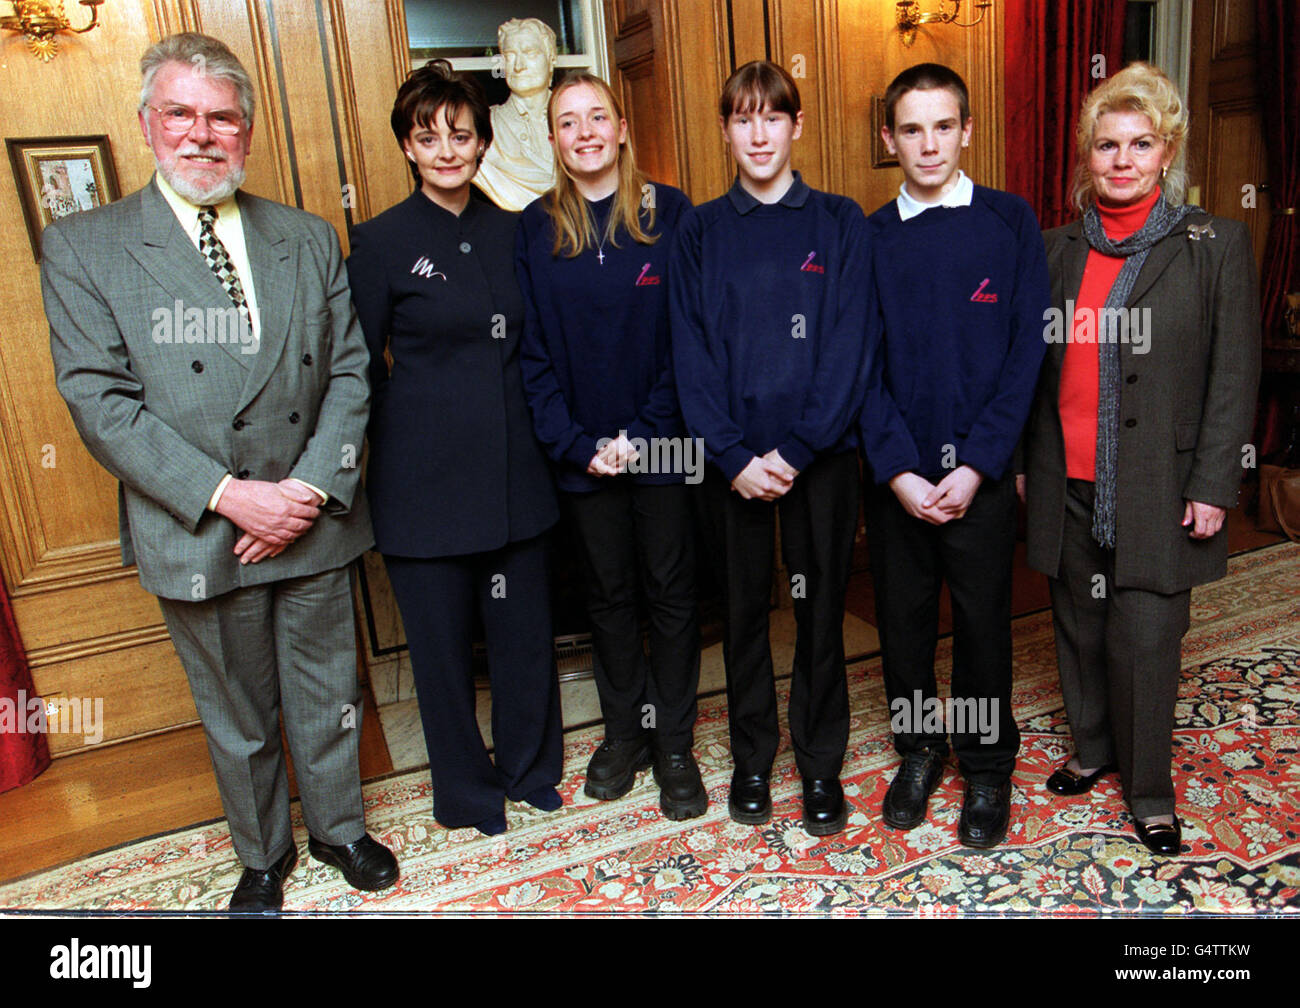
308,833,399,892
958,780,1012,848
1046,760,1118,795
728,771,771,824
1134,815,1182,856
882,748,945,830
802,777,847,836
229,843,298,912
584,736,652,800
653,749,708,820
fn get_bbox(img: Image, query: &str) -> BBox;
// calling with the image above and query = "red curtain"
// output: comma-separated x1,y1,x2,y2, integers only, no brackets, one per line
0,578,50,794
1003,0,1128,230
1256,0,1299,341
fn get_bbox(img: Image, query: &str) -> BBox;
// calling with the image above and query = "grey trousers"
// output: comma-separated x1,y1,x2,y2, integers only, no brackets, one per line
1048,480,1190,818
158,565,366,869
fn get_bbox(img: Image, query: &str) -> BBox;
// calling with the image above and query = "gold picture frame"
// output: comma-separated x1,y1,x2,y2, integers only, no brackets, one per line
871,95,899,169
7,135,120,261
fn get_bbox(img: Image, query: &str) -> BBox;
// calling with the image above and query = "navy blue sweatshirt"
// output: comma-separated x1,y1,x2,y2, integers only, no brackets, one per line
516,182,692,492
669,173,874,481
858,185,1050,484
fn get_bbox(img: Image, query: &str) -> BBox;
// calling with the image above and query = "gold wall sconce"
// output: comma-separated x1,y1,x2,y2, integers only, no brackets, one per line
895,0,991,46
2,1,105,62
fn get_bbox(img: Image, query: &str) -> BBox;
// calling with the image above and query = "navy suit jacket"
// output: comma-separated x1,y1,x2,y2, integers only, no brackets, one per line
346,191,557,557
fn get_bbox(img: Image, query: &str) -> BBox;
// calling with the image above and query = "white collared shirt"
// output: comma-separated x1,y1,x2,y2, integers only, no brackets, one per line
895,170,974,221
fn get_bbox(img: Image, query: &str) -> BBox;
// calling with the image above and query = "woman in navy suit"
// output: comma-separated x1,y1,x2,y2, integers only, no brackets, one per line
346,60,561,836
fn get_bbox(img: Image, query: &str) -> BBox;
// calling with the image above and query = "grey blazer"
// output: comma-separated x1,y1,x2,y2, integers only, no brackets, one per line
42,179,373,601
1023,211,1261,594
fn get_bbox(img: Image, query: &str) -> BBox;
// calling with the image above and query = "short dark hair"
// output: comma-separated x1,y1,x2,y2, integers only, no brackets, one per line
882,62,970,130
719,60,801,119
390,59,493,181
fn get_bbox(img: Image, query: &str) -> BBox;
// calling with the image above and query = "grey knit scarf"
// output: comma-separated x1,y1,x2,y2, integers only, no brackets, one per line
1080,195,1200,548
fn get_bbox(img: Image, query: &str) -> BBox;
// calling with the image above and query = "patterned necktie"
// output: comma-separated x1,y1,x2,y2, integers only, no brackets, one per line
196,205,252,335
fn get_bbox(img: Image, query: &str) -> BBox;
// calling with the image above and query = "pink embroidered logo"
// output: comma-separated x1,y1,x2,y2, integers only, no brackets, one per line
801,251,825,274
970,278,998,303
635,263,661,286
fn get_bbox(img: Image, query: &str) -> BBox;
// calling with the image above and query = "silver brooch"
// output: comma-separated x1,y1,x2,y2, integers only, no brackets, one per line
1187,223,1216,241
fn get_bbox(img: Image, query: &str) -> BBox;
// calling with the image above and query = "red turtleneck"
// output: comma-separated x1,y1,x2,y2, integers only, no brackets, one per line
1058,186,1162,480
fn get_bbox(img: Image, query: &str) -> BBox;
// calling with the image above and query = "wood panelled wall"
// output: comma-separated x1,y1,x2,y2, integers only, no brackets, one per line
1186,0,1270,264
1,0,1007,760
605,0,1005,215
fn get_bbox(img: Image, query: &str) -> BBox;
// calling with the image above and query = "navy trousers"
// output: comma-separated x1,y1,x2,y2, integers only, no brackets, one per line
384,534,563,828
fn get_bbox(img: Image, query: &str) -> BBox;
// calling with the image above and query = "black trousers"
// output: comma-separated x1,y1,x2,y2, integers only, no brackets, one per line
701,450,859,779
865,473,1021,783
1049,479,1190,818
383,534,563,829
567,480,700,751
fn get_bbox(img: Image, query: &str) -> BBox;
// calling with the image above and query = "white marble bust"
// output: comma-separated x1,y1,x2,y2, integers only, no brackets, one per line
474,17,559,211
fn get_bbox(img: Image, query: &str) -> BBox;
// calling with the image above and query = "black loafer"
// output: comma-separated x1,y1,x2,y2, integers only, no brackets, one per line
308,833,399,892
1134,815,1182,856
584,736,653,800
958,780,1012,848
653,749,708,821
728,771,771,824
802,777,847,836
229,843,298,912
882,748,945,830
1046,760,1118,795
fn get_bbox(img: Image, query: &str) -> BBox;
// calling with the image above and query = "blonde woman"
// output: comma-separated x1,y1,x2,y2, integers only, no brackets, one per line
1021,63,1260,854
515,72,704,820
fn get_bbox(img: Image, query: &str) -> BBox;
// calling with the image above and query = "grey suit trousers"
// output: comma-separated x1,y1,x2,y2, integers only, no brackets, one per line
158,564,365,868
1049,480,1190,819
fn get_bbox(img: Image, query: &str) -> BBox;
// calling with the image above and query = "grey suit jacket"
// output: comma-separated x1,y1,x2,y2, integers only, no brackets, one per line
1023,211,1261,594
42,178,373,601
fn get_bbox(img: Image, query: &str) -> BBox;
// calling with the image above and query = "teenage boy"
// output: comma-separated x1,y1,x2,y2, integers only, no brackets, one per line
858,63,1049,847
670,60,873,836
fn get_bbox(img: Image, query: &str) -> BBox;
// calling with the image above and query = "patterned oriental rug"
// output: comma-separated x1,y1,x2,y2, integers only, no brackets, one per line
2,543,1297,915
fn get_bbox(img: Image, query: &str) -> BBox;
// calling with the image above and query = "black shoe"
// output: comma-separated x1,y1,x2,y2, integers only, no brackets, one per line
1046,760,1118,795
308,833,399,891
728,771,771,824
1134,815,1182,856
653,749,708,820
882,748,945,830
958,780,1012,848
802,777,847,836
229,843,298,912
584,736,652,800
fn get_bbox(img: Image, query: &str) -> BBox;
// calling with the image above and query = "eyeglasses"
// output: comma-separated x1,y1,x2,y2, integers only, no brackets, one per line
145,103,245,135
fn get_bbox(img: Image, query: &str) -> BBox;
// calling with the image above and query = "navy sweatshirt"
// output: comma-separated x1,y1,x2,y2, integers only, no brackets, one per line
858,185,1050,484
516,182,692,492
669,173,874,481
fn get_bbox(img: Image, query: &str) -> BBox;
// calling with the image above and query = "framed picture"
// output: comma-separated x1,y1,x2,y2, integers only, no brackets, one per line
871,95,898,169
7,135,120,261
